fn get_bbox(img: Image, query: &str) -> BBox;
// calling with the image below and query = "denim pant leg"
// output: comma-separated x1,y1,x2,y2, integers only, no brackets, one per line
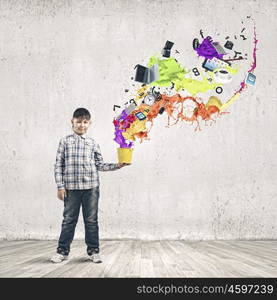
81,187,100,254
57,190,82,255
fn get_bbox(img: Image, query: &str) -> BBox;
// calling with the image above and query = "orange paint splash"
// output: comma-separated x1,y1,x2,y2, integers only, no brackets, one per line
132,94,229,141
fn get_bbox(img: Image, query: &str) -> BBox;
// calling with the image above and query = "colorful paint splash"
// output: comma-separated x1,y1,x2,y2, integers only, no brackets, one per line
196,36,224,59
113,110,134,148
113,19,258,150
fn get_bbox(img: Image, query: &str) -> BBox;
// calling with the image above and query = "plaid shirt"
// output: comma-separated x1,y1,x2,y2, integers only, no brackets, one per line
54,132,120,190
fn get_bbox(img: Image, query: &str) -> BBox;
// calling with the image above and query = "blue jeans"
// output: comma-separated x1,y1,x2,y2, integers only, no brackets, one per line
57,187,100,256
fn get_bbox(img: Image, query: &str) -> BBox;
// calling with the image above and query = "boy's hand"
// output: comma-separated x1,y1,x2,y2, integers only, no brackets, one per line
118,163,131,168
57,189,67,201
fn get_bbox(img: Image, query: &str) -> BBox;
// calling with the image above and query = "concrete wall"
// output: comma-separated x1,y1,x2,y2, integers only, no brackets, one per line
0,0,276,240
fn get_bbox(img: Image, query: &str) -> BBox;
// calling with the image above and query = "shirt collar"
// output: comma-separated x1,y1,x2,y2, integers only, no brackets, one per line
73,132,87,139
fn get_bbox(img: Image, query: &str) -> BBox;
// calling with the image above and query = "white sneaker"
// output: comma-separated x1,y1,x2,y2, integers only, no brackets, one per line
50,253,68,263
88,253,102,263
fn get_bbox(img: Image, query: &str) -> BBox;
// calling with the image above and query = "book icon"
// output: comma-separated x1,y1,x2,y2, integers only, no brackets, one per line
134,63,160,84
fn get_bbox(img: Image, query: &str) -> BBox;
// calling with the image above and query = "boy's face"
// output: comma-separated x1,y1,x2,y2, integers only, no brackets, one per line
71,117,91,135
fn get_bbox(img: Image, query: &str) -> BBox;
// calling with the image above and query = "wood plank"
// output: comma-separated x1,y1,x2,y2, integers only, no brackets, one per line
0,242,57,276
150,241,170,278
0,240,276,278
0,240,48,257
196,241,277,277
103,241,134,278
0,240,32,250
0,240,81,278
116,240,141,278
172,241,223,277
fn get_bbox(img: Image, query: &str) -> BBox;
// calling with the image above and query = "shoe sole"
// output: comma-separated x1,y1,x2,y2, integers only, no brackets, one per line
50,257,68,263
93,260,102,263
87,257,102,263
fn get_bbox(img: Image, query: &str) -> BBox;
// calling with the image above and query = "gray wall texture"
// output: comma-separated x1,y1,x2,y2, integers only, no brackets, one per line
0,0,276,240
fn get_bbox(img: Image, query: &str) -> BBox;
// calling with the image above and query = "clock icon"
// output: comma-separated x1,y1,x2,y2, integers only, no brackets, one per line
143,93,156,106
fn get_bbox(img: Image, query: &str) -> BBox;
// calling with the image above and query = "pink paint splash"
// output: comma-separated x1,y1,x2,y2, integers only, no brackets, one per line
235,24,258,95
248,25,258,73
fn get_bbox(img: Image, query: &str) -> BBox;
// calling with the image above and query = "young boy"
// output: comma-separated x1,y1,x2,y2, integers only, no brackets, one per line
51,108,129,263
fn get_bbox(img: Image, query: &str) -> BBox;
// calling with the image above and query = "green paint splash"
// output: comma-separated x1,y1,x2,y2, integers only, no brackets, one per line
147,56,225,96
148,56,187,87
174,77,219,95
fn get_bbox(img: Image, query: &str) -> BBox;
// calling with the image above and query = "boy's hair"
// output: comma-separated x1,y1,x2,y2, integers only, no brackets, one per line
73,108,91,120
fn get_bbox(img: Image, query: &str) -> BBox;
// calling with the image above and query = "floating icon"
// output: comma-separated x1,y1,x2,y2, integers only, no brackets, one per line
192,38,200,50
134,63,159,84
125,103,137,115
214,68,232,84
113,105,121,111
199,29,204,39
212,42,226,55
224,40,234,50
162,40,174,57
135,112,147,120
202,57,231,71
215,86,223,94
245,72,256,85
143,93,156,106
129,99,137,106
159,107,165,115
192,67,200,76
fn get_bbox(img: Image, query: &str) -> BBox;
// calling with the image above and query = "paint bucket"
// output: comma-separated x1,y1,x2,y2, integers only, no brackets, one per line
117,148,133,164
206,96,222,109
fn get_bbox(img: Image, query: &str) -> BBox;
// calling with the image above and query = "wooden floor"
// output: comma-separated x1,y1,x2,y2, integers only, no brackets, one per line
0,240,276,278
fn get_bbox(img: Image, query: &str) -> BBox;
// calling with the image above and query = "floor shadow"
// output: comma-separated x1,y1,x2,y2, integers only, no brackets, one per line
29,256,89,264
